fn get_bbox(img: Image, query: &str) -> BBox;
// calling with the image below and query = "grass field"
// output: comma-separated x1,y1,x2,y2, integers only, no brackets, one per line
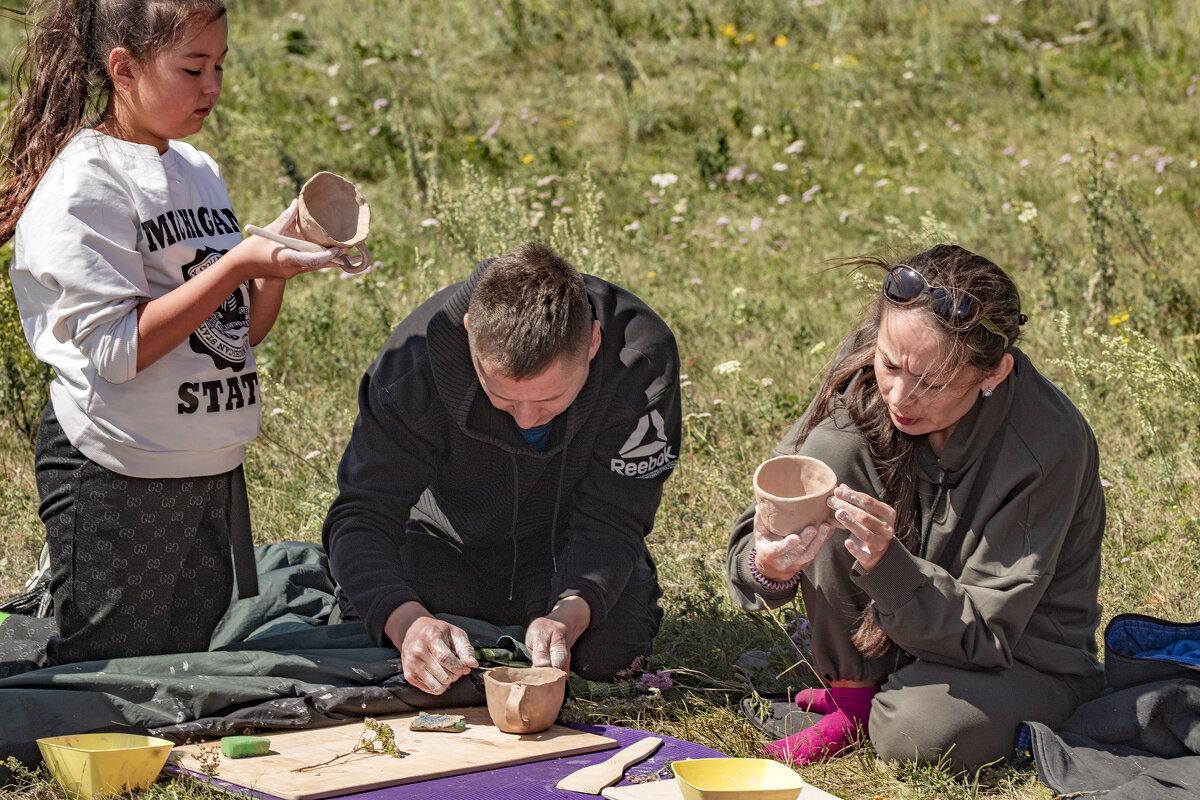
3,1,1200,798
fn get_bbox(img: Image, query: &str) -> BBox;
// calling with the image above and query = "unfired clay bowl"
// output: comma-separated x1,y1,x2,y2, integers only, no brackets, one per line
297,171,371,272
484,666,567,734
753,455,838,537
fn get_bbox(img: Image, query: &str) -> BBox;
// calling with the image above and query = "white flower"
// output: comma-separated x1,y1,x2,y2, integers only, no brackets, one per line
982,13,1001,25
650,172,678,189
777,194,791,205
623,220,641,232
749,216,763,231
303,450,323,461
1017,204,1038,224
714,360,743,376
801,184,822,203
772,162,788,172
420,218,439,227
784,139,806,155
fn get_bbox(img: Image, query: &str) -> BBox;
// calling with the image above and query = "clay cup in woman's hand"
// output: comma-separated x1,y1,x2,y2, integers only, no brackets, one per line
752,509,835,583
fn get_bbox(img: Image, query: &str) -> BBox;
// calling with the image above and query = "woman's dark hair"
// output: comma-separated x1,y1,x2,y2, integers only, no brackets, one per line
0,0,227,244
796,244,1023,658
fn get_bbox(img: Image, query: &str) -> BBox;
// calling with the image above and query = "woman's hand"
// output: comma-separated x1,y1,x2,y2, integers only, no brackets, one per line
827,484,897,571
752,510,834,583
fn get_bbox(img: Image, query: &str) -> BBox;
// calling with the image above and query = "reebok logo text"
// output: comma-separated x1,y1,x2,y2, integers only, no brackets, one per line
611,409,678,479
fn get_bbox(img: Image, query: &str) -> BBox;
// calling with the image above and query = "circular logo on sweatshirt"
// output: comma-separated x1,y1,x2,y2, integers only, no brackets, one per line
182,247,249,371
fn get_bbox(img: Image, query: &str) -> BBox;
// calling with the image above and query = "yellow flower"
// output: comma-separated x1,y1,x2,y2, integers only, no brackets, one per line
774,35,787,47
1108,311,1131,326
812,62,821,70
466,135,477,142
719,22,737,38
521,153,534,164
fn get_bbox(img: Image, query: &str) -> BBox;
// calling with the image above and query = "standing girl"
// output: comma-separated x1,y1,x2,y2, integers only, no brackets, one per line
1,0,344,666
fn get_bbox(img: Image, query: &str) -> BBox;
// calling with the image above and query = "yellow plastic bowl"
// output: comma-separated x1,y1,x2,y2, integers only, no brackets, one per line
36,733,174,800
673,757,806,800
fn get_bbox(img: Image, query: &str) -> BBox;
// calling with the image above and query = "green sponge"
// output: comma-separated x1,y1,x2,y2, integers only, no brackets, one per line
220,735,271,758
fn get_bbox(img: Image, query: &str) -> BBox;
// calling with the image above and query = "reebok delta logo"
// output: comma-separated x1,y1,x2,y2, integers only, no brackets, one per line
611,409,677,479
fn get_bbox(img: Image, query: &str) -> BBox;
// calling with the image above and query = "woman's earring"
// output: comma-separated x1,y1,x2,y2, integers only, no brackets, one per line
982,387,994,397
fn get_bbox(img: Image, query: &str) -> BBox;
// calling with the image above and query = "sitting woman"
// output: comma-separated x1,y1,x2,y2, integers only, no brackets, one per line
726,244,1106,772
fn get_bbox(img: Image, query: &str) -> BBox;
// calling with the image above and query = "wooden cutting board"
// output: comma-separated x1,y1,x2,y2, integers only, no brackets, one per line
169,706,617,800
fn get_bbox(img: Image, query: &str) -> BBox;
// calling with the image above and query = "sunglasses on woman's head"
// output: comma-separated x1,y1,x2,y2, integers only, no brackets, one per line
882,264,1024,349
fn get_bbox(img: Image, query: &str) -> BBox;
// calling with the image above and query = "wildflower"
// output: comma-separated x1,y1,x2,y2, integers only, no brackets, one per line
623,220,641,232
761,377,774,387
1002,146,1015,156
690,277,703,284
801,184,821,203
772,162,788,172
839,210,853,223
719,22,737,38
750,217,763,231
596,72,606,81
982,13,1000,24
650,172,678,189
777,194,791,205
647,270,657,278
725,164,745,182
1155,157,1173,173
712,398,724,405
1108,311,1130,326
368,126,381,136
716,216,731,226
303,450,323,461
1101,478,1114,489
1058,153,1073,163
521,153,534,164
903,185,920,195
635,670,674,692
774,34,787,47
270,407,285,416
483,119,502,140
420,218,439,227
1017,204,1038,224
537,174,561,186
751,124,767,139
670,215,684,223
1018,158,1031,168
874,178,890,188
328,96,340,107
373,98,389,111
784,139,806,155
714,360,743,376
683,412,711,422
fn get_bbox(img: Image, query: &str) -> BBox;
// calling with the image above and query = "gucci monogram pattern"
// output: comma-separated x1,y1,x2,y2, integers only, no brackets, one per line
34,404,234,665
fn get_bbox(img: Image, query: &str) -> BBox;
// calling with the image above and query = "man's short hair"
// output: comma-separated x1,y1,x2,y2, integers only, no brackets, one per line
467,242,592,379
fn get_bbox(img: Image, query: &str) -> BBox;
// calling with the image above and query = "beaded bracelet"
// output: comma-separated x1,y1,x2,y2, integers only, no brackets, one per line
748,547,802,592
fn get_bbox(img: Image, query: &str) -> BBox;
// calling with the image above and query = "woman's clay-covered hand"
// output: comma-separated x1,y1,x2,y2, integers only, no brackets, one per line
826,484,897,571
752,509,835,583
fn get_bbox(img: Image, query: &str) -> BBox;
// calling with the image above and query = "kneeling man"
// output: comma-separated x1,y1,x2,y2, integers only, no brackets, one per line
323,242,680,694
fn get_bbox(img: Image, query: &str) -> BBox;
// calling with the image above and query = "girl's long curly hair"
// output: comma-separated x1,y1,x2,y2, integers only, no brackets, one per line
795,244,1024,658
0,0,226,244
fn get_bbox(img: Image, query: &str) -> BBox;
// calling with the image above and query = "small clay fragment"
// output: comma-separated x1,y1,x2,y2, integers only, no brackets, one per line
409,713,467,733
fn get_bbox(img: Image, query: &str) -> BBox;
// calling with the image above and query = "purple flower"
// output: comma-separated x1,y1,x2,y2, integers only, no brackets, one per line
635,670,674,691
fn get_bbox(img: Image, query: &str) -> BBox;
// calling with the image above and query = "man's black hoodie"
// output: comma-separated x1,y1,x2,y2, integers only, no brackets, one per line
323,259,681,646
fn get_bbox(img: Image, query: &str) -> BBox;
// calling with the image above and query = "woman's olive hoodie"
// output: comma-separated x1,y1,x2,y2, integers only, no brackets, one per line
324,259,680,646
728,348,1105,680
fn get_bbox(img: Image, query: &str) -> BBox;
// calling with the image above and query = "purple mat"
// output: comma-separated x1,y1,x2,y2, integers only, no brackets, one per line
169,723,726,800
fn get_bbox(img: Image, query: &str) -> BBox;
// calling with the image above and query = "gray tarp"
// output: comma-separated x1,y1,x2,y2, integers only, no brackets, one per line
0,542,526,784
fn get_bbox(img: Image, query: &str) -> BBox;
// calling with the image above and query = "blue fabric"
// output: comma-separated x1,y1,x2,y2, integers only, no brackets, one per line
518,421,552,451
1109,616,1200,666
1138,639,1200,665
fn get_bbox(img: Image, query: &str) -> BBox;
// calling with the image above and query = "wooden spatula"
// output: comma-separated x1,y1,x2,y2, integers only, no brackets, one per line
555,736,664,794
